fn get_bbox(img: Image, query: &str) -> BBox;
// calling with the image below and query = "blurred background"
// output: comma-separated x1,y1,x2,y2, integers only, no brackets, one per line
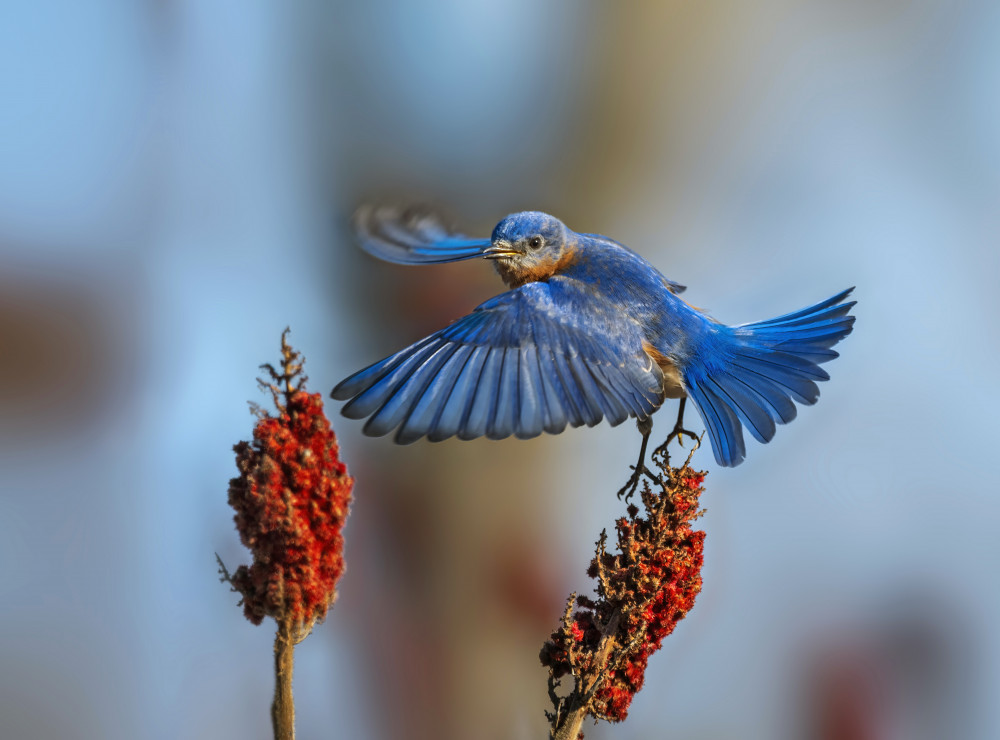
1,1,998,738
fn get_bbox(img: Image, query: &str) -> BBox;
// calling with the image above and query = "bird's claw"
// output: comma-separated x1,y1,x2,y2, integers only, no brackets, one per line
616,464,657,500
653,425,701,461
674,426,700,448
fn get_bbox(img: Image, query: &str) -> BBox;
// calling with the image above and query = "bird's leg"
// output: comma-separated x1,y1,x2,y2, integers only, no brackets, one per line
616,416,658,500
652,397,700,461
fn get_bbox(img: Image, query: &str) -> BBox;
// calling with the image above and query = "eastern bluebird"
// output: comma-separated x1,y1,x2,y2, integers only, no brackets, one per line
332,205,855,485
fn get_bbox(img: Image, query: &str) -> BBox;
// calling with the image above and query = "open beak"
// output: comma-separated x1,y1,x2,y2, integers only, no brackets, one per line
483,242,520,260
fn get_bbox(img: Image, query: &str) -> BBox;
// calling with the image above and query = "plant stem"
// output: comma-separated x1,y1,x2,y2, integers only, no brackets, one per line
272,620,296,740
553,700,588,740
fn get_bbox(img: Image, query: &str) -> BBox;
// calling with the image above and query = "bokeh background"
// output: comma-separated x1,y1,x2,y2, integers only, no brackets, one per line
2,2,998,739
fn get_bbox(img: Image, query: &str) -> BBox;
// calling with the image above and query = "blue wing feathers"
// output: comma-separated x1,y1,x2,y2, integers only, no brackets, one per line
572,334,633,420
430,346,488,441
526,315,582,428
393,351,458,443
341,340,441,419
460,348,503,440
332,335,436,401
590,363,640,424
370,344,457,440
517,321,556,435
489,348,521,440
361,346,444,437
566,353,608,426
593,363,641,417
550,350,590,427
353,204,491,265
535,350,569,434
537,347,579,429
397,345,471,444
584,364,627,425
517,346,546,438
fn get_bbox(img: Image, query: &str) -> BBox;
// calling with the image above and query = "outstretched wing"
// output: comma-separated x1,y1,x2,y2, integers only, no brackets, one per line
331,280,666,443
352,203,491,264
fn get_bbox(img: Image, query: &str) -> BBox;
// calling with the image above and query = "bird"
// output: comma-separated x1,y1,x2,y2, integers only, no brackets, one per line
332,204,855,487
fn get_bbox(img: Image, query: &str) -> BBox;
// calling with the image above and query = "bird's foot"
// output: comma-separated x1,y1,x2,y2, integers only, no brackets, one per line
653,424,701,462
616,463,657,501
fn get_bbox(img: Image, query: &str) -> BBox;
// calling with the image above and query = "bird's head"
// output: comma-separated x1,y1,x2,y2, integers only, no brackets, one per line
485,212,576,288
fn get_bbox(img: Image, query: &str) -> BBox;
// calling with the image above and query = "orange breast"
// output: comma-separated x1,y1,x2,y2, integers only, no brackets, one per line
498,250,580,288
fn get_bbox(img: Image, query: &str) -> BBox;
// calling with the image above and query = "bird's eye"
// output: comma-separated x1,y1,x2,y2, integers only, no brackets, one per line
528,236,543,251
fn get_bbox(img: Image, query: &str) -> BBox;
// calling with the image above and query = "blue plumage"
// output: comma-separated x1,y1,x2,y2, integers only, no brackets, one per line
333,205,856,468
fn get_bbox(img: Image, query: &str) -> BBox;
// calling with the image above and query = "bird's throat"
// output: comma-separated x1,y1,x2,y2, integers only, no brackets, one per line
493,251,580,289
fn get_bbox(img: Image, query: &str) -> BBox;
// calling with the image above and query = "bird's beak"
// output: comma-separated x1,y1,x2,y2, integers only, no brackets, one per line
483,242,519,260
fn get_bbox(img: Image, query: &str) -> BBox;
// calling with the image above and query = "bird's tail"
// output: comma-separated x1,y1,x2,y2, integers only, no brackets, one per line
682,288,856,467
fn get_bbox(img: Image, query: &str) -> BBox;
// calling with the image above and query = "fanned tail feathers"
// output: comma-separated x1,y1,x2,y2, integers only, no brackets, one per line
684,288,856,467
